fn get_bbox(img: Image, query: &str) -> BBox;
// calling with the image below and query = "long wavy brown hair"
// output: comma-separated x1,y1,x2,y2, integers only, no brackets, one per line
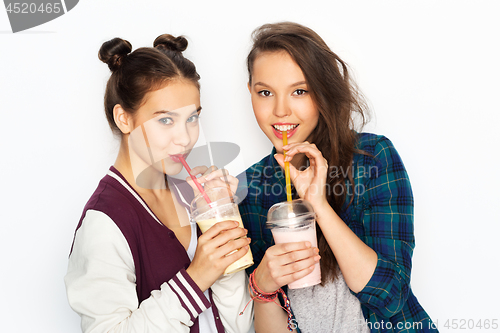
247,22,369,283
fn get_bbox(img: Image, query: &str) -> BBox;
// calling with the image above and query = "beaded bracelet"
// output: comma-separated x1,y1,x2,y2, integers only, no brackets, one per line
239,270,294,331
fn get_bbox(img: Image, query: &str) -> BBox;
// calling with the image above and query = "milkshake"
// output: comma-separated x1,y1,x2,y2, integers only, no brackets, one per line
191,187,254,275
267,199,321,289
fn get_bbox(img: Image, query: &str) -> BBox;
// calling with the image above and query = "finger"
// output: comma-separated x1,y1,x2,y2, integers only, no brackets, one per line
211,226,248,247
185,177,202,194
282,141,309,150
189,165,209,177
281,261,318,285
220,244,250,266
203,179,234,190
274,154,300,185
204,168,228,181
217,237,251,258
196,168,227,184
274,153,285,167
266,241,312,256
200,220,240,240
285,143,323,162
202,165,218,176
274,247,319,268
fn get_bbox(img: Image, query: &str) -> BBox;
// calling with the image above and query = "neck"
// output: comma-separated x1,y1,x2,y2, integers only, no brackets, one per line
114,139,170,199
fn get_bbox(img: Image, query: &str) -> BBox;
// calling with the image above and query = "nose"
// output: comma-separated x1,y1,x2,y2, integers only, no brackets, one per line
273,95,292,118
172,123,191,148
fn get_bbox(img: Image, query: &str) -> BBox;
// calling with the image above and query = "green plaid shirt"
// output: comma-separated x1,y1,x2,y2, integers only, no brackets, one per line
237,133,437,333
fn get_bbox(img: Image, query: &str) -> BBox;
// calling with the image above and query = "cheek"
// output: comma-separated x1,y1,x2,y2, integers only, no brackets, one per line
188,125,199,146
301,99,320,127
251,98,270,127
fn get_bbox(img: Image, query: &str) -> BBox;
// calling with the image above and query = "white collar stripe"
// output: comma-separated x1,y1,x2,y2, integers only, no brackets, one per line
107,170,162,226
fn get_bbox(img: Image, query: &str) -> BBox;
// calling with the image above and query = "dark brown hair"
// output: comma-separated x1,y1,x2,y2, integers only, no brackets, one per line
98,34,200,135
247,22,369,283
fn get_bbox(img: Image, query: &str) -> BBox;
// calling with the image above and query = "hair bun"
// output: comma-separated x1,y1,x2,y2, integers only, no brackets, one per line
98,37,132,71
154,34,188,53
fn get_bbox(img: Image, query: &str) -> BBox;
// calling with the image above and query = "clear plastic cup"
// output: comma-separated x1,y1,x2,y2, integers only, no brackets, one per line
190,187,253,275
266,199,321,289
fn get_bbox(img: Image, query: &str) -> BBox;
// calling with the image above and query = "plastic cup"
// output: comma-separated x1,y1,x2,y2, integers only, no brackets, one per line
266,199,321,289
190,187,254,275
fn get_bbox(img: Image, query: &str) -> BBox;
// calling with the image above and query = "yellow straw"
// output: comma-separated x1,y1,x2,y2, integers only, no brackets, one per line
282,131,292,202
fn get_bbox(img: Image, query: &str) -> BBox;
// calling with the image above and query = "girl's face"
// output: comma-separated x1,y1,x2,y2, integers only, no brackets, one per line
248,51,319,154
128,80,201,176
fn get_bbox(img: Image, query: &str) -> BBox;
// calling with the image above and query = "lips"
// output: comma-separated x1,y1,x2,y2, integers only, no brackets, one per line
271,124,299,139
169,153,188,163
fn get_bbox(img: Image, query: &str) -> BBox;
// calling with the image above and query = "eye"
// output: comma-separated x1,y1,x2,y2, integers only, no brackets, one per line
293,89,308,96
158,117,173,125
187,114,199,123
258,90,273,97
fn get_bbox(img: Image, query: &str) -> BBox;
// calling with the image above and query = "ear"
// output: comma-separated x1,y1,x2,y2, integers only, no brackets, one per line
113,104,133,134
247,82,251,93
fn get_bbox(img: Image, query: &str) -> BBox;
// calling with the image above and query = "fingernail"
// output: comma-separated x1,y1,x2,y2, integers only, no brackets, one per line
234,221,239,226
315,255,321,261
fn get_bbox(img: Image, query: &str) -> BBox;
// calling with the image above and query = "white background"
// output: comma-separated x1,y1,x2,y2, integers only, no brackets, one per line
1,1,499,332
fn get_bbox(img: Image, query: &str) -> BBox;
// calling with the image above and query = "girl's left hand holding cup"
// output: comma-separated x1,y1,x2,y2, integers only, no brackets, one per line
274,141,329,208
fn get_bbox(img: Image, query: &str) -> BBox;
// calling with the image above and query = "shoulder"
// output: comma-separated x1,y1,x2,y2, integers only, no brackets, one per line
354,132,405,173
76,174,140,236
89,175,138,215
355,132,397,157
74,210,132,256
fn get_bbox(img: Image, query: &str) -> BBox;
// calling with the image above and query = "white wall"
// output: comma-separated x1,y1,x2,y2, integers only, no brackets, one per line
1,1,499,332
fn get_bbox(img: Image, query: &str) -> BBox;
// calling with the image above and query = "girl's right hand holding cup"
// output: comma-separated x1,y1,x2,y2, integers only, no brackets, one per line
254,242,320,293
186,220,250,292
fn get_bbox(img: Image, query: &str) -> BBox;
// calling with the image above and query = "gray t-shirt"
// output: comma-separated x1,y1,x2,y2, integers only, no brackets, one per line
288,270,369,333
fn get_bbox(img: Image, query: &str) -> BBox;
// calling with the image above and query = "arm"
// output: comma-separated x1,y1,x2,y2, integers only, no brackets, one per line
252,242,319,333
277,137,414,318
350,136,415,317
254,299,294,333
275,142,377,292
65,210,210,333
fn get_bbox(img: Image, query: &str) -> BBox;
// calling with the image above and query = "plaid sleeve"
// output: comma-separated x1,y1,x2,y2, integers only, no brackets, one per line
354,136,415,319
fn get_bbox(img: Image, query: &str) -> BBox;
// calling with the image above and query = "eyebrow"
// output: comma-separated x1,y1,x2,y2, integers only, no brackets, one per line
253,81,307,89
153,106,202,116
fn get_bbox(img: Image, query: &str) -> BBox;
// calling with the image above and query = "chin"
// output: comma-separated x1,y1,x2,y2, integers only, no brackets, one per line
163,164,183,176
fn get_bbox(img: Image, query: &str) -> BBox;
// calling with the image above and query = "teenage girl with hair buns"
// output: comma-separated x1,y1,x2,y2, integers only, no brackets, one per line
65,34,253,333
238,22,437,333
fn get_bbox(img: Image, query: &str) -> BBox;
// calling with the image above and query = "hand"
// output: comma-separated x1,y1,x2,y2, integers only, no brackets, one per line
253,242,320,293
274,141,329,208
186,220,251,292
186,165,239,196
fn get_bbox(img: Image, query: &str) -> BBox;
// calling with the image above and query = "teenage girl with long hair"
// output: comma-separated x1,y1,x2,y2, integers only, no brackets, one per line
239,22,437,333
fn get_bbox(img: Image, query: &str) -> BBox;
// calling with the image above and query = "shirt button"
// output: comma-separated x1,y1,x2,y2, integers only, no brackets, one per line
168,231,175,238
